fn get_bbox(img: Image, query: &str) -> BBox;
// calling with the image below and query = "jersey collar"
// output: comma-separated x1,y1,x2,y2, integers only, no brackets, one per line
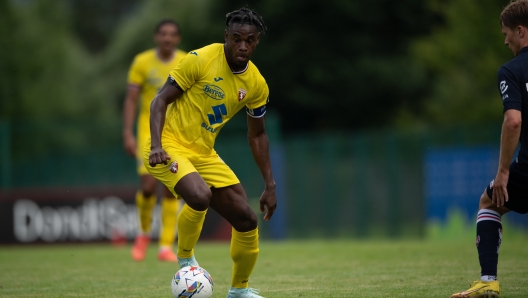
155,49,176,64
231,63,248,74
223,44,249,74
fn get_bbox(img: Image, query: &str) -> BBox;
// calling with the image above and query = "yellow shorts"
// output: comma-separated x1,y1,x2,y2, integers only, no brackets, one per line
136,129,150,176
142,139,240,197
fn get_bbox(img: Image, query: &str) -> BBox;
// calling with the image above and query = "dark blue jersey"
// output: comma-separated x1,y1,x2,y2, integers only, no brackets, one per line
497,47,528,165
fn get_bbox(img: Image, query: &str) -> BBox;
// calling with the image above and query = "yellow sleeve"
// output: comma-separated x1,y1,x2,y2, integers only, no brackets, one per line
246,79,269,109
169,52,203,91
127,56,144,86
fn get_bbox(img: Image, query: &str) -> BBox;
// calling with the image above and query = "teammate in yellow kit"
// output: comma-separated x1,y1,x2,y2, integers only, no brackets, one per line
144,7,276,298
122,19,186,262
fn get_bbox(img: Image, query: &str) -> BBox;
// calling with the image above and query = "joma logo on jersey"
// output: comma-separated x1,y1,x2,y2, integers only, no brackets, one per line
203,84,225,100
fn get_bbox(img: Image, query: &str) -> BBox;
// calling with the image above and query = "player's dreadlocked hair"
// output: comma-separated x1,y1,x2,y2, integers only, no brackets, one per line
225,6,267,34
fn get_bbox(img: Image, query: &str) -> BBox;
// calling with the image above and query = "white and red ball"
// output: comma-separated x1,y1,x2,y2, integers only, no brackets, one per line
171,266,214,298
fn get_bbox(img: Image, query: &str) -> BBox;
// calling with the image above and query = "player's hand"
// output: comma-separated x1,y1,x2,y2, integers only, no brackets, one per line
123,134,137,157
148,146,171,167
492,170,509,207
259,186,277,221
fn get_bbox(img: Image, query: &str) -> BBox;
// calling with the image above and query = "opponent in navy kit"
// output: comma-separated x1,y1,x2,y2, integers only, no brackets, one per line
451,1,528,297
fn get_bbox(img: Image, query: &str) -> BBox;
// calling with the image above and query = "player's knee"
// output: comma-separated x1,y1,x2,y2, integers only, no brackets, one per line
141,189,155,198
234,207,258,232
184,188,212,211
478,191,493,210
478,191,509,215
140,178,157,197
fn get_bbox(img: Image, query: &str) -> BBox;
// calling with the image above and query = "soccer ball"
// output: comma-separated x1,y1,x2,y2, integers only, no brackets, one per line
171,266,214,298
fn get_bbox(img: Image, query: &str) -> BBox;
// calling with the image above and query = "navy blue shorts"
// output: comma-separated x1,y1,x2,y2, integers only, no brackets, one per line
486,161,528,214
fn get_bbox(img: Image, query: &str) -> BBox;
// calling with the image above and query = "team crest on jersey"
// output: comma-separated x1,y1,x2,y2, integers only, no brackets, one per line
238,88,247,102
169,161,178,174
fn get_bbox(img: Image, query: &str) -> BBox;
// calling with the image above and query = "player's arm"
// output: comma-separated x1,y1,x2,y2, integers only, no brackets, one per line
247,113,277,221
492,109,522,207
492,66,522,207
122,85,141,157
148,77,183,167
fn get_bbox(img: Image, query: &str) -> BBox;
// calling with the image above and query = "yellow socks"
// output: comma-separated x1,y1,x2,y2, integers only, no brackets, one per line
230,228,259,288
135,192,156,233
159,197,180,248
177,204,207,258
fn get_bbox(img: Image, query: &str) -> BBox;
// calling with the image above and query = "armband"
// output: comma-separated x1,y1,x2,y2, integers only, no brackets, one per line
246,105,266,118
168,75,183,92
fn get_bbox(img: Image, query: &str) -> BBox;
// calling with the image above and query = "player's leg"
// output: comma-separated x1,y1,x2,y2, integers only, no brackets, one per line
195,151,263,297
451,163,528,297
158,185,180,262
475,192,509,283
173,172,211,267
209,184,262,298
142,141,211,268
131,174,158,261
450,190,506,298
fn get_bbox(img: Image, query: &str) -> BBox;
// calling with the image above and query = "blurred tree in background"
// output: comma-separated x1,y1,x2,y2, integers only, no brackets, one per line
214,0,442,131
400,0,512,128
0,0,514,156
0,0,115,158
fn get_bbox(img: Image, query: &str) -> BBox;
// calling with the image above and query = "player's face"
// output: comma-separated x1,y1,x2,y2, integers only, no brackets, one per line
224,24,260,71
155,24,181,54
501,23,522,56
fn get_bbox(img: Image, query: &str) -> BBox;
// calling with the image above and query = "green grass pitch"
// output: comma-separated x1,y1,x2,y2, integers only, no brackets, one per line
1,238,528,297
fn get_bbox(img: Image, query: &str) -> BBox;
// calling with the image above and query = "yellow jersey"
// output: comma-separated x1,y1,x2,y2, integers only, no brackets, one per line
166,43,269,155
127,48,187,137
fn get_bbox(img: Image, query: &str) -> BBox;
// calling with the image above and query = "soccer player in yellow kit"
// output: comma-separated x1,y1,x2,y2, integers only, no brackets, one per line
122,20,186,262
144,7,277,298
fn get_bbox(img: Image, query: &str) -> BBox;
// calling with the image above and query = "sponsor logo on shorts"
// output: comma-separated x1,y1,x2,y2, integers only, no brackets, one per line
203,84,225,100
238,88,247,102
169,161,178,174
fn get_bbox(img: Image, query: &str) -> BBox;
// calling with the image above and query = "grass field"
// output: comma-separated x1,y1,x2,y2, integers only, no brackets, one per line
1,237,528,298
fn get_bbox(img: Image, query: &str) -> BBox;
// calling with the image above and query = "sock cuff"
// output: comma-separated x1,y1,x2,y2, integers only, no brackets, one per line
181,204,207,220
232,227,258,237
232,228,259,245
477,209,502,224
136,191,156,201
481,275,497,282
